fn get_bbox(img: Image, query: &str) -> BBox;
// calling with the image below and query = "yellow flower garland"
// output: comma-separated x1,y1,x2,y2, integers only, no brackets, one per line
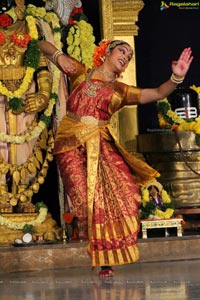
140,179,174,219
0,15,38,99
0,67,35,99
66,20,96,69
0,5,61,232
0,5,61,144
157,86,200,145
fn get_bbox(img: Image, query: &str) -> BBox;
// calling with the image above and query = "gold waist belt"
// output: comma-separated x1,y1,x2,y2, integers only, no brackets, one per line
0,66,26,81
66,111,109,126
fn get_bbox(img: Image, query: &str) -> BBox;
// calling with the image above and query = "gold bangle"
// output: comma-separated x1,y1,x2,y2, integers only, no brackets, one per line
170,73,184,84
52,50,63,65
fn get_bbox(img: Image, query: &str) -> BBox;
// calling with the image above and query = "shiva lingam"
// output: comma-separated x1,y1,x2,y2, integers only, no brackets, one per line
137,88,200,209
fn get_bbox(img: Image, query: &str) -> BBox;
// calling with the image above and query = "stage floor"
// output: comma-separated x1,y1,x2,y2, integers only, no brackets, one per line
1,228,200,273
0,259,200,300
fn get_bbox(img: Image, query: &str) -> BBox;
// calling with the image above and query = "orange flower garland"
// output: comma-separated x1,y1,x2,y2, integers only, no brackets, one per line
92,39,111,67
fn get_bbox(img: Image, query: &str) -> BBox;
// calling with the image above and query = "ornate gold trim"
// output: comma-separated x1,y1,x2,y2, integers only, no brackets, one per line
99,0,144,148
99,0,113,39
100,0,144,38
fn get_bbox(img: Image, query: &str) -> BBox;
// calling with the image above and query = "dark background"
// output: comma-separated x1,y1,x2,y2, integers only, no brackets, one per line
82,0,200,132
135,0,200,133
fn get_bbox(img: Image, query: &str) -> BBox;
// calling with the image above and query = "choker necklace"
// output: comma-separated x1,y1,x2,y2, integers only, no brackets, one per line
85,68,115,97
96,67,116,81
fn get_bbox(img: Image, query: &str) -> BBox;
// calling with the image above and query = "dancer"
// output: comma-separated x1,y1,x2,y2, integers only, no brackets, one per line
38,39,193,278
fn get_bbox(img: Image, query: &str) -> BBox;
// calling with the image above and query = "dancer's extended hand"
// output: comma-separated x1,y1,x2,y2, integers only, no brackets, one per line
171,47,193,77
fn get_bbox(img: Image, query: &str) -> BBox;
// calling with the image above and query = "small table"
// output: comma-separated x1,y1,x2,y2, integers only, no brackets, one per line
140,217,183,239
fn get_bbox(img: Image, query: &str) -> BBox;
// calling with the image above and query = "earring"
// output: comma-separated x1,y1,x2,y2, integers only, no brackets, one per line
100,56,105,62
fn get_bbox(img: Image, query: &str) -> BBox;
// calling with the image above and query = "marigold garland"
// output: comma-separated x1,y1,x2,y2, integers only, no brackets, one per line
0,4,62,232
0,4,61,144
66,19,96,69
0,14,39,103
140,179,175,219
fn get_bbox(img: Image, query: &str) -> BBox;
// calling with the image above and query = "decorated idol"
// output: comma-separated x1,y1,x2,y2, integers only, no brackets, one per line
0,0,59,213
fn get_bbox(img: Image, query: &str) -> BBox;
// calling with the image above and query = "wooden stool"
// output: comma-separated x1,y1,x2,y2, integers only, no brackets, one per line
140,217,183,239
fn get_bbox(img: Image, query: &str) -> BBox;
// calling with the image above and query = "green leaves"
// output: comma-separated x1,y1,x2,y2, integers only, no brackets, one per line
22,224,34,234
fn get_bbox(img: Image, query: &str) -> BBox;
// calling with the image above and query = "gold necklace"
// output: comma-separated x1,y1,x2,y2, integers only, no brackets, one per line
96,67,116,81
85,68,115,97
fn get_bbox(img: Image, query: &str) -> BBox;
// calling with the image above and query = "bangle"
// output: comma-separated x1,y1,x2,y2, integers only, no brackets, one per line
52,50,63,65
170,73,184,84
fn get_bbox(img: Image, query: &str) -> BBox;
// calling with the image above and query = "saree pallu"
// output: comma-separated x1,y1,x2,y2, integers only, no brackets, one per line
54,114,159,267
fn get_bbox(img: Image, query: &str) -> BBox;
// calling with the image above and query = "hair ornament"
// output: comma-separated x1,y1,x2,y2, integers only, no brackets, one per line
92,39,132,67
92,39,111,67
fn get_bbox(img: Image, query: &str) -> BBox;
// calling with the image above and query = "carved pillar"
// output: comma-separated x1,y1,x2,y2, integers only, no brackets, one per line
99,0,144,151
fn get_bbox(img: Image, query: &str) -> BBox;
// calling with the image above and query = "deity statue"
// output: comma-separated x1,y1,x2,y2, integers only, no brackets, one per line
148,185,163,209
0,0,84,243
140,179,175,219
45,0,82,25
0,0,54,213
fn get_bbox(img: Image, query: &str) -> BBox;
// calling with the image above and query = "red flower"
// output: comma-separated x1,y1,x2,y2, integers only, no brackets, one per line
0,14,13,27
68,17,76,25
71,7,83,17
69,6,84,24
11,33,31,47
0,32,6,45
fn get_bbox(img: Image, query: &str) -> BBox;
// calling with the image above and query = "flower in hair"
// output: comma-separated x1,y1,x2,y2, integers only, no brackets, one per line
92,39,111,67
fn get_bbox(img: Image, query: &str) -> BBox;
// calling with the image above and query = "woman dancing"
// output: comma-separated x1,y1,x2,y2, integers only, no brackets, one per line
38,39,193,278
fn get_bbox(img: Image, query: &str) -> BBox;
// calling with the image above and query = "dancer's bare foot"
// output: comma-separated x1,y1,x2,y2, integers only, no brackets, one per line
99,266,114,279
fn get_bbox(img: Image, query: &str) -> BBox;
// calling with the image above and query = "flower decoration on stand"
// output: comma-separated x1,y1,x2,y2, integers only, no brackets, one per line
0,202,48,230
140,179,175,219
157,85,200,146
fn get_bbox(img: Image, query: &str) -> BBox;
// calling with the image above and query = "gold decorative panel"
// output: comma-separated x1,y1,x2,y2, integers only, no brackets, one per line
100,0,144,38
99,0,144,149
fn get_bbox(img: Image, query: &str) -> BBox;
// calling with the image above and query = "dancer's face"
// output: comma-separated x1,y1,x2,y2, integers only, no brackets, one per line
105,43,133,74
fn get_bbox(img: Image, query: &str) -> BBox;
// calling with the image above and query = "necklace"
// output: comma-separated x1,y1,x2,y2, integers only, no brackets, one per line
96,67,116,81
85,68,115,97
